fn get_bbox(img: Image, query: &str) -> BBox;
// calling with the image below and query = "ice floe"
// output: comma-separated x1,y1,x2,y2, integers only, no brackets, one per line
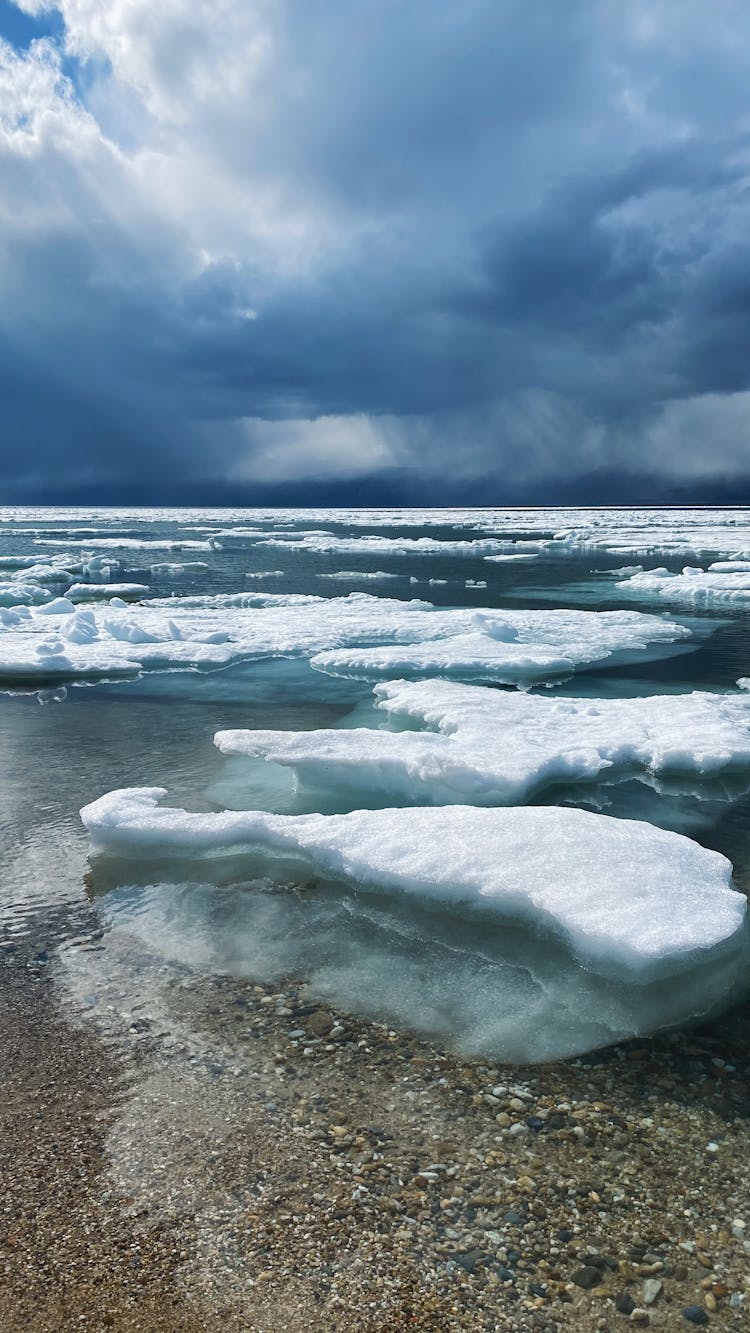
35,537,213,551
0,595,692,687
309,607,692,684
67,583,148,602
80,790,745,978
617,564,750,606
318,570,403,581
215,680,750,807
257,533,542,558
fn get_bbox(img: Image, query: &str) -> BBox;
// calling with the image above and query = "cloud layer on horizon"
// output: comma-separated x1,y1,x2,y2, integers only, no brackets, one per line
2,0,750,502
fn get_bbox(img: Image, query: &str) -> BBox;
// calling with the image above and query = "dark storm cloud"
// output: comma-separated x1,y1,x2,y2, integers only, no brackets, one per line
2,1,750,501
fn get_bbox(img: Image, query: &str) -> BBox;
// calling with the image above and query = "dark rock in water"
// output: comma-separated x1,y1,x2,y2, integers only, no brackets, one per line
504,1209,524,1225
306,1009,334,1037
547,1112,568,1130
556,1227,574,1242
615,1290,636,1315
580,1251,608,1268
451,1248,487,1274
682,1308,709,1326
571,1265,601,1289
526,1115,545,1132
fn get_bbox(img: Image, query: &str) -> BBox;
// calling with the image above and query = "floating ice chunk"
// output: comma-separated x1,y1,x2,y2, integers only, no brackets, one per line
216,681,750,808
80,791,745,978
319,570,402,581
484,553,540,562
36,537,212,551
150,562,209,574
0,555,57,569
311,635,576,682
9,562,75,585
258,533,545,558
0,581,55,607
67,583,148,602
618,564,750,605
0,593,692,688
37,597,76,615
245,570,285,579
311,608,690,685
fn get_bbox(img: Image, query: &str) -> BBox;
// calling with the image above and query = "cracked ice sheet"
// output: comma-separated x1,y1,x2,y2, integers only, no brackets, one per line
215,680,750,808
617,564,750,606
80,791,746,982
0,595,692,688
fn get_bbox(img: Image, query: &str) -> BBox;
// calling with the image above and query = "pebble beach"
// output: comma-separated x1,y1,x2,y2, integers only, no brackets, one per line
3,908,749,1333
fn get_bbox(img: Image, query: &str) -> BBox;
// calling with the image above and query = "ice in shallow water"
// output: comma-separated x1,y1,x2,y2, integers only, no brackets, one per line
80,791,749,1061
4,505,750,1063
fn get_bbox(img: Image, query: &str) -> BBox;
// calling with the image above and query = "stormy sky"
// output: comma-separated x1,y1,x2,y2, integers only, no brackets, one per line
2,0,750,504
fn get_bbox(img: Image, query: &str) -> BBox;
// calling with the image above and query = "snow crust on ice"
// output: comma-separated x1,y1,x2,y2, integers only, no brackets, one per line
215,680,750,807
0,594,691,686
617,564,750,605
309,607,691,684
80,790,745,976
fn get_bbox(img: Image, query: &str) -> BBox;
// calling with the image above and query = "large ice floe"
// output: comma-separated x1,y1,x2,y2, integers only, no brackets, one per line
617,563,750,606
308,606,692,683
80,790,748,1061
215,680,750,808
0,594,692,687
256,533,548,558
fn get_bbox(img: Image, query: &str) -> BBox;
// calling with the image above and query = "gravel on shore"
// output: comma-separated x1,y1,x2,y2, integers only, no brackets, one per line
2,915,749,1333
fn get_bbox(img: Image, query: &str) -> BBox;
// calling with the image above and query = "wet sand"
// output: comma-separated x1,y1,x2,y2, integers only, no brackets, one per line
2,905,750,1333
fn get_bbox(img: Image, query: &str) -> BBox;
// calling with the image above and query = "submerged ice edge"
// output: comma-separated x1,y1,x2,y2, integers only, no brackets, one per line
79,789,746,978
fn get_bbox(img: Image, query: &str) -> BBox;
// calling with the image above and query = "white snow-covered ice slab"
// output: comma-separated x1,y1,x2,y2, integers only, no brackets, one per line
617,564,750,606
0,595,691,686
319,570,403,581
257,533,542,558
67,583,148,602
80,791,745,976
215,681,750,807
35,537,212,551
310,608,691,684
